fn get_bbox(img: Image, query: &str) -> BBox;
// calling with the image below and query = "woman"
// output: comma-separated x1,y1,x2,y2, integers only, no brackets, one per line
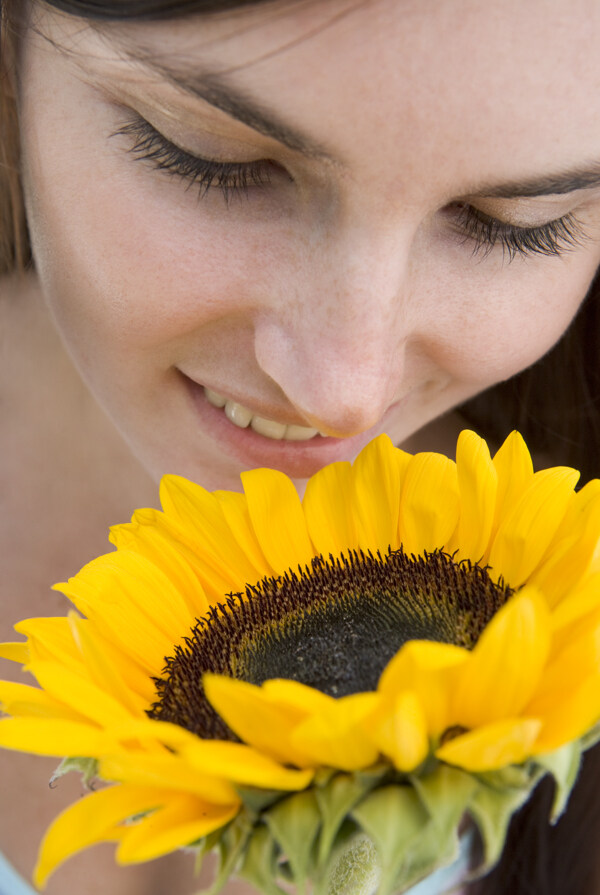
2,0,600,892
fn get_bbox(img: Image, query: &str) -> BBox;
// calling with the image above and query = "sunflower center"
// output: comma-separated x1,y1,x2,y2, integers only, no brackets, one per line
149,549,513,740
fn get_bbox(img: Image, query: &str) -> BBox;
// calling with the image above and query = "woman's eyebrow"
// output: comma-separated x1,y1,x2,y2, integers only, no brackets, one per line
111,45,335,161
478,165,600,198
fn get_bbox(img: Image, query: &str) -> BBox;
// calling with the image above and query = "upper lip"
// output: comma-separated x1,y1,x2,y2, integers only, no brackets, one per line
180,370,408,439
181,372,323,430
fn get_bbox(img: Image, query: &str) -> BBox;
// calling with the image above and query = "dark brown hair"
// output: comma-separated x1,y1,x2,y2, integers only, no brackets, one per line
2,2,600,893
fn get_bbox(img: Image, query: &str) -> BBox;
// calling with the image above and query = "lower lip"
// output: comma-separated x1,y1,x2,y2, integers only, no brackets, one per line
181,374,392,479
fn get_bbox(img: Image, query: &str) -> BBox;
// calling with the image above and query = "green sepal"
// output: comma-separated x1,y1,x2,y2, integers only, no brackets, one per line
342,766,477,895
50,756,99,789
351,784,428,895
476,762,537,792
315,772,383,868
411,763,477,824
196,812,253,895
534,741,582,822
405,764,479,881
264,788,322,894
581,721,600,751
467,778,533,873
191,827,226,878
237,824,288,895
236,786,287,815
192,747,590,895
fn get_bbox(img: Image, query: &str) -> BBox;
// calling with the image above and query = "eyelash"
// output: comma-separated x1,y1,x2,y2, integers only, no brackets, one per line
112,115,275,202
114,114,588,261
451,202,586,261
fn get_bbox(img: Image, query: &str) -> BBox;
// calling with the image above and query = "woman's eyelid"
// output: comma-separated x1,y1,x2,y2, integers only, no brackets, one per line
131,112,276,166
104,89,277,167
465,192,593,229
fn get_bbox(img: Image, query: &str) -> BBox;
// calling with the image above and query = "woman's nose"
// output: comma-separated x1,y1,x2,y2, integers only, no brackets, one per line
254,233,414,437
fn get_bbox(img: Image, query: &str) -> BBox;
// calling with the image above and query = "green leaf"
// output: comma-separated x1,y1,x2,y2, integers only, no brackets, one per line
264,789,322,893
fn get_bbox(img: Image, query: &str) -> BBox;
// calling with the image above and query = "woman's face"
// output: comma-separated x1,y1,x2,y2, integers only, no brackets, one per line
17,0,600,489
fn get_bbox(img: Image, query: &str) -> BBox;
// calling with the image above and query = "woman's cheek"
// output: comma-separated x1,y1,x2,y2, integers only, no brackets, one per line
27,155,290,355
411,241,600,390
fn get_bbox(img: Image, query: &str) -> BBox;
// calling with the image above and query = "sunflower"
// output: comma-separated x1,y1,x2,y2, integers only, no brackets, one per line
1,430,600,895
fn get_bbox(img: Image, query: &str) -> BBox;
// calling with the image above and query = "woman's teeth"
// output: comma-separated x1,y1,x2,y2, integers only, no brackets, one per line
204,388,320,441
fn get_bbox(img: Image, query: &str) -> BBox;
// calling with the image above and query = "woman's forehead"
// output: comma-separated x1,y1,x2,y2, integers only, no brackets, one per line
27,0,600,201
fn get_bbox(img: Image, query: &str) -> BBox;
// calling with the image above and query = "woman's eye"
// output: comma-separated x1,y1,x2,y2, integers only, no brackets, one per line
112,114,283,202
449,201,588,261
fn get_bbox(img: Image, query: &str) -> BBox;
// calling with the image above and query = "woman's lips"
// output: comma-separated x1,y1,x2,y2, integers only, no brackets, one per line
180,373,391,479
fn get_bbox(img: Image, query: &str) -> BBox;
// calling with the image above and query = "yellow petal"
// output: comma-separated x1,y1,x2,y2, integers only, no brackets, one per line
0,642,29,664
101,714,314,790
490,431,534,542
398,452,459,555
15,617,85,674
532,673,600,753
291,692,380,770
351,434,410,554
109,514,211,618
0,681,85,722
526,624,600,716
68,614,153,713
0,718,103,756
452,589,551,728
303,461,358,557
215,489,274,577
116,795,238,864
380,641,469,684
529,486,600,607
550,573,600,635
182,738,313,791
378,640,468,735
261,678,337,714
435,718,541,771
203,674,317,767
370,690,429,772
34,784,170,888
31,661,137,726
241,468,315,573
101,717,199,752
159,476,272,595
544,478,600,555
446,430,497,563
98,753,238,804
57,551,193,677
487,467,579,589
